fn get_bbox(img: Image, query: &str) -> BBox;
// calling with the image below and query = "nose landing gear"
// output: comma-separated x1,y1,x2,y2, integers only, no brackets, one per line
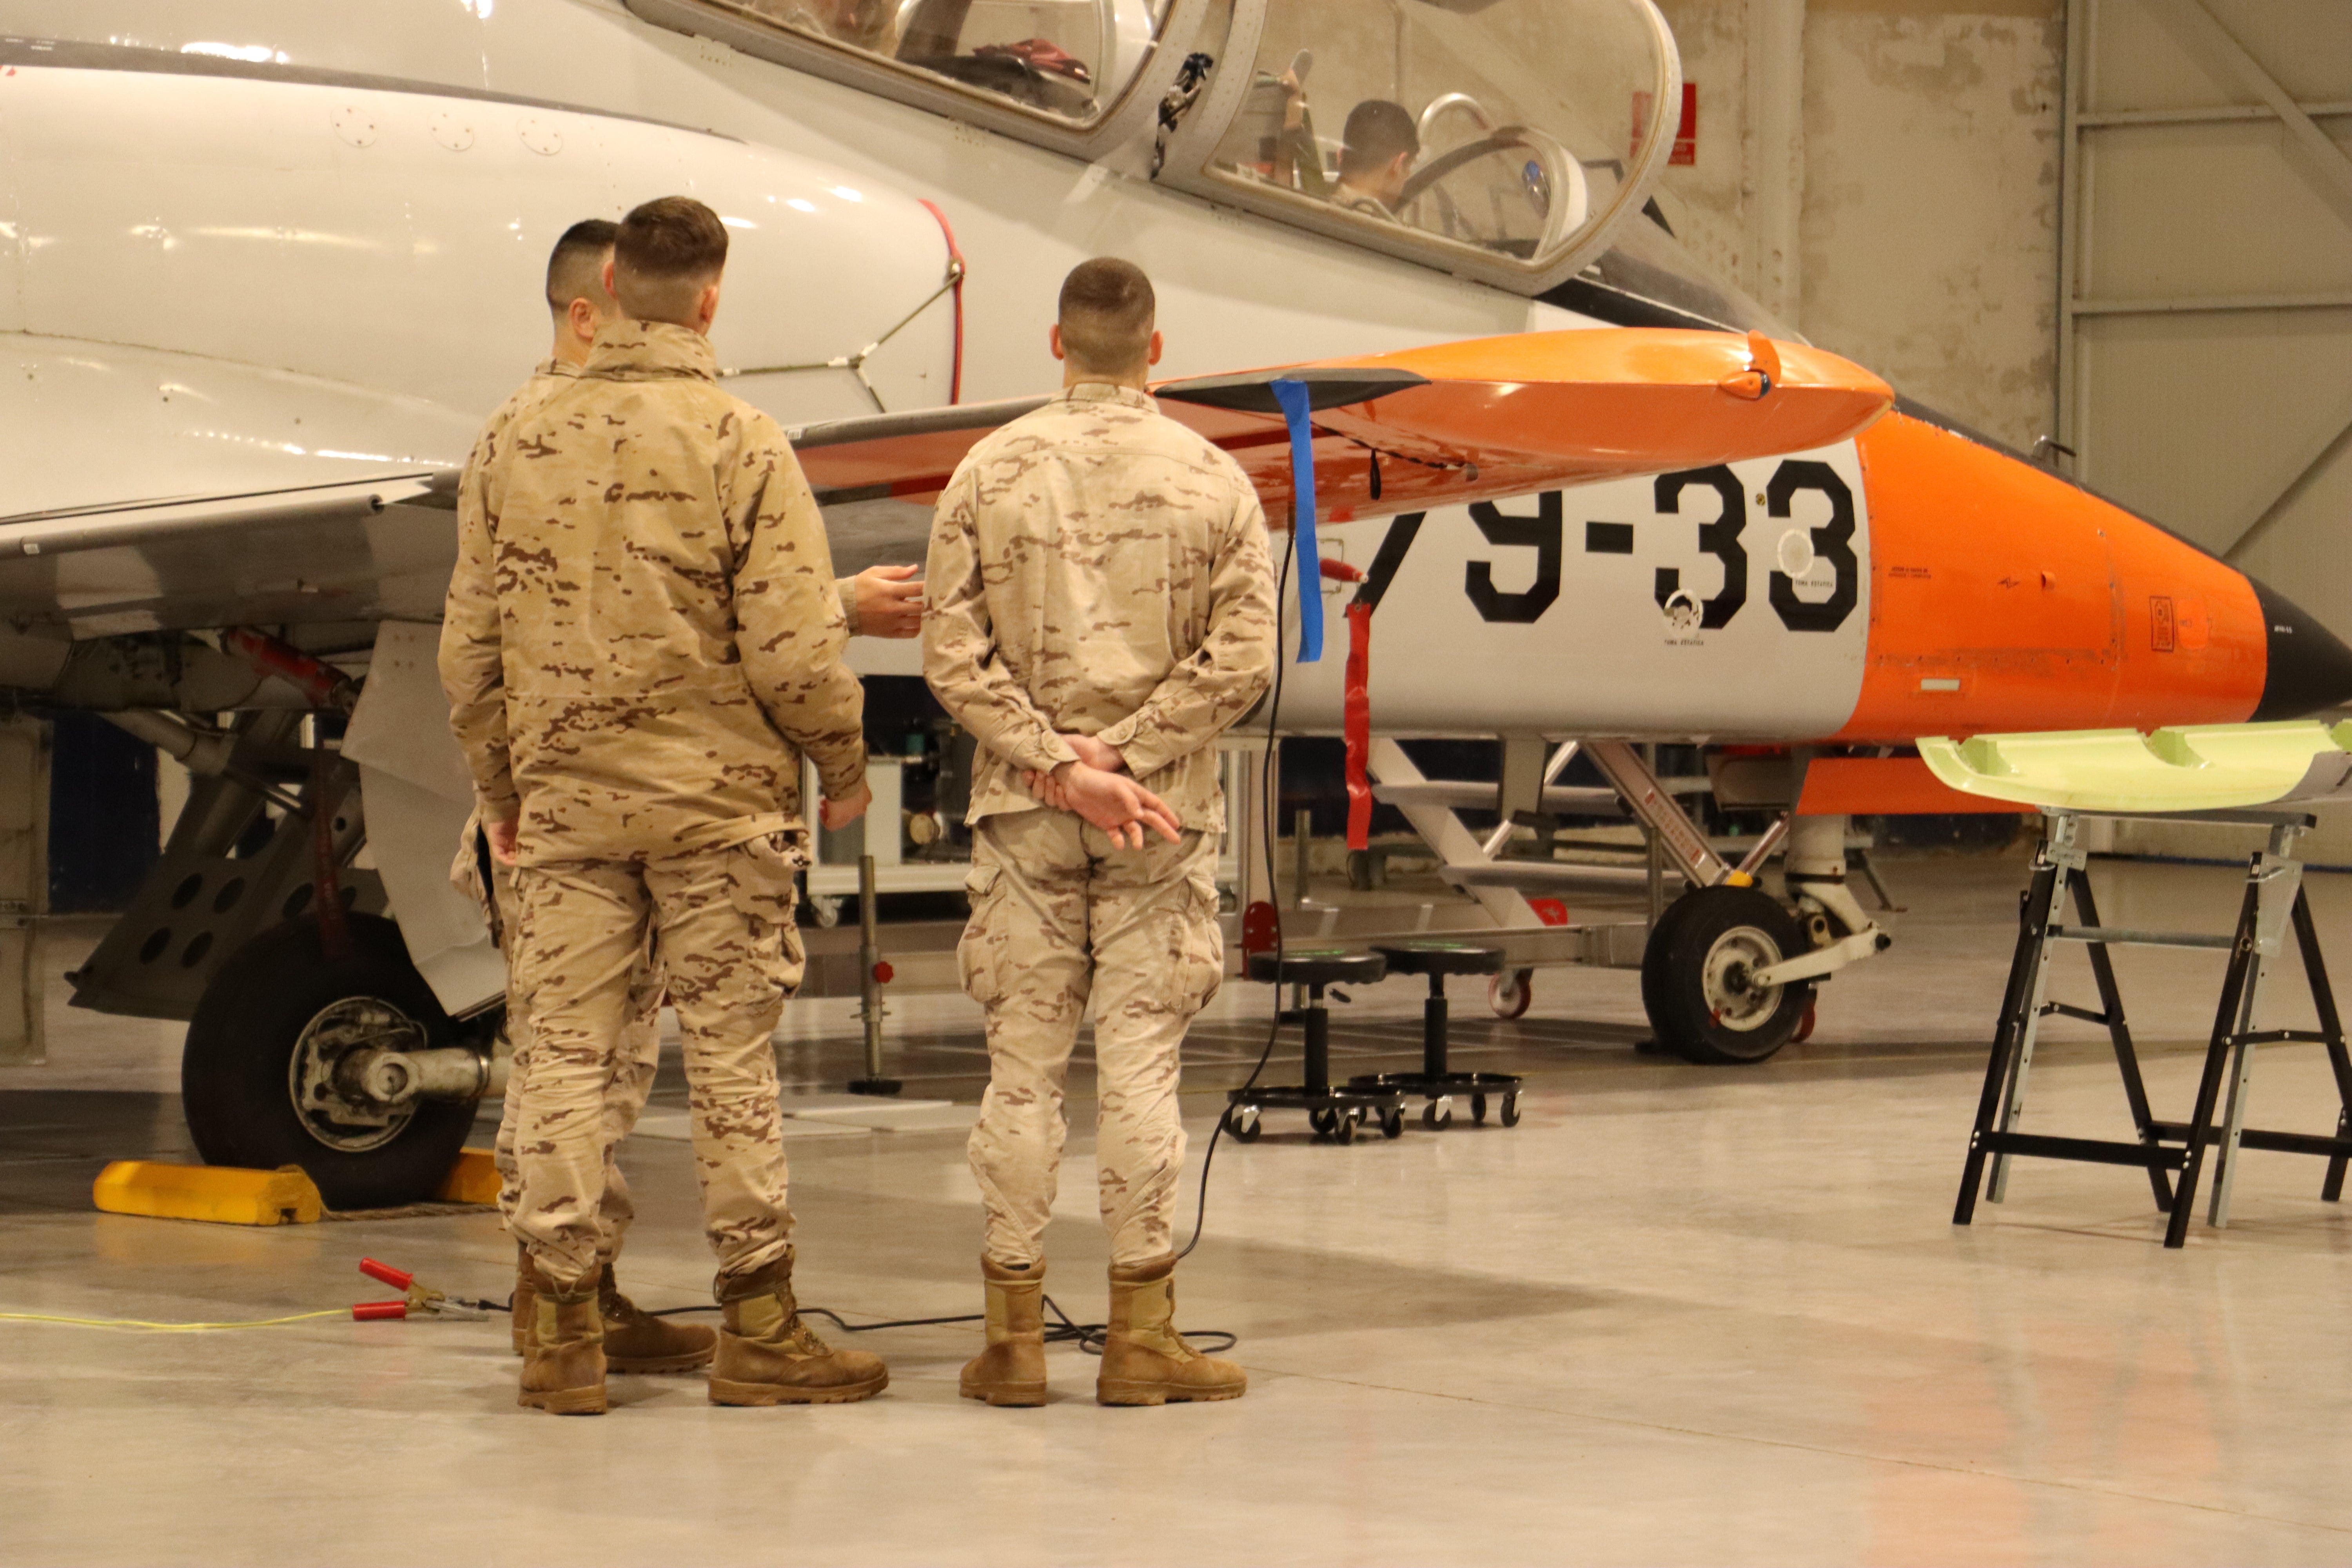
1639,884,1816,1063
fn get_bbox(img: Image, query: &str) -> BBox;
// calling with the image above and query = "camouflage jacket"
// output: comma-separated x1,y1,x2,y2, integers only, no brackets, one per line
440,320,865,866
456,358,864,652
922,381,1277,831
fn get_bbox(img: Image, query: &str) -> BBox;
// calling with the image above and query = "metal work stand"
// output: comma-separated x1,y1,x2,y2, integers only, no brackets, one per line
846,855,900,1095
1347,944,1522,1129
1225,951,1403,1144
1954,809,2352,1247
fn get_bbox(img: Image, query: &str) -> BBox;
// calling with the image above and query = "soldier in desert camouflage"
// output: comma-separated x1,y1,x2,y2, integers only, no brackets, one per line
452,218,925,1381
441,195,886,1416
924,258,1278,1407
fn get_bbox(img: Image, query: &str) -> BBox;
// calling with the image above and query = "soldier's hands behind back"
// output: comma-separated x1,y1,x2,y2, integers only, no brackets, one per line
854,565,924,639
1049,762,1181,851
820,781,874,831
485,814,520,867
1063,733,1126,774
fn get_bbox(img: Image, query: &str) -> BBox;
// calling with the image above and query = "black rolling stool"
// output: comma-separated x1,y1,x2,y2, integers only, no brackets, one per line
1224,949,1401,1144
1348,943,1523,1129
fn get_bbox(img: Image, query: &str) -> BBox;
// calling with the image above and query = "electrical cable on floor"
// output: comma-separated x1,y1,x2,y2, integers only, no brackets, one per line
654,530,1305,1357
644,1296,1237,1357
0,1308,349,1332
1174,522,1295,1264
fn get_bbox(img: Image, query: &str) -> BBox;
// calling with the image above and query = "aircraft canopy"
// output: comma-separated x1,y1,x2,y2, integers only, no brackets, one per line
626,0,1681,295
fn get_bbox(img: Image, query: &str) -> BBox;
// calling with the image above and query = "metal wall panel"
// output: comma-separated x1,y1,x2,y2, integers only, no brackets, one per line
2060,0,2352,633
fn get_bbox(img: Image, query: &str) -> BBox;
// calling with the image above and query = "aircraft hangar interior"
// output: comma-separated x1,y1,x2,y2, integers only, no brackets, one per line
3,0,2350,1563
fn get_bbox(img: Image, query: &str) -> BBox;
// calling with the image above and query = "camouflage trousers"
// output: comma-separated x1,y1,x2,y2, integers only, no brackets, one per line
488,915,663,1265
960,810,1223,1269
506,835,807,1289
463,820,663,1264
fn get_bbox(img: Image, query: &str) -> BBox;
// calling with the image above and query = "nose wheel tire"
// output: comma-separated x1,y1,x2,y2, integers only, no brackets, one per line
180,914,477,1210
1639,886,1816,1065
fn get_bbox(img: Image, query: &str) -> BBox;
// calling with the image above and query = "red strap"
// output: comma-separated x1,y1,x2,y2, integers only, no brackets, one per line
916,200,965,406
1344,602,1373,851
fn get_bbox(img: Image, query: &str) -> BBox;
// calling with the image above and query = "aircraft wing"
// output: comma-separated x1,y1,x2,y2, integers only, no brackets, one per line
0,473,459,641
0,327,1890,639
797,328,1894,535
1919,721,2352,814
0,334,479,641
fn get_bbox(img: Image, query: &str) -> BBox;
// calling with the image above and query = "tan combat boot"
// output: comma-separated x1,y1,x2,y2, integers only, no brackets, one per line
517,1256,607,1416
959,1257,1048,1406
599,1266,717,1374
708,1248,888,1406
510,1241,534,1356
1098,1254,1246,1407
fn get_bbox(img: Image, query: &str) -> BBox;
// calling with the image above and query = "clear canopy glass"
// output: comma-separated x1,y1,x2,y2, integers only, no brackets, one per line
718,0,1171,124
1198,0,1678,286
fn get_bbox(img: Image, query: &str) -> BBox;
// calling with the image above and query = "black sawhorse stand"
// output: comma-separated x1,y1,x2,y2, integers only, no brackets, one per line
1224,950,1403,1144
1955,809,2352,1247
1347,943,1523,1129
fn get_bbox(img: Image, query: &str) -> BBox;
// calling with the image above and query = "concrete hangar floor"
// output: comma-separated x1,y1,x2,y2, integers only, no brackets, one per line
4,851,2352,1565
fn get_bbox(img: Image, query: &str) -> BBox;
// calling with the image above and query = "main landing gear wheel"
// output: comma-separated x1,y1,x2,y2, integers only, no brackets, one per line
1639,886,1816,1065
180,914,474,1210
1488,968,1534,1020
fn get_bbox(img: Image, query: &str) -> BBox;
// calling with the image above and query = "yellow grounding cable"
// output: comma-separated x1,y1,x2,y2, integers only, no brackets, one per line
0,1308,348,1332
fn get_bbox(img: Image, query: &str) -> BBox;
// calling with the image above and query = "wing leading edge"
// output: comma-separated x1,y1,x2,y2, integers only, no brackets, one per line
794,327,1894,524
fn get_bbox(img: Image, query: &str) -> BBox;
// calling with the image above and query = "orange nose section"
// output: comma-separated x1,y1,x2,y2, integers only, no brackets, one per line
1833,409,2338,742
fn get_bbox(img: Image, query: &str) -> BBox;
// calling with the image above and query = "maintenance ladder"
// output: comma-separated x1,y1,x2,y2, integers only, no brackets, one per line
1954,809,2352,1247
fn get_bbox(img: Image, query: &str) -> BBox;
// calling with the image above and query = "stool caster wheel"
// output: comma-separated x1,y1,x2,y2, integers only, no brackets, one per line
1330,1111,1357,1146
1422,1100,1452,1131
1309,1108,1337,1139
1499,1091,1522,1127
1379,1106,1405,1140
1489,968,1534,1020
1223,1105,1261,1142
1471,1093,1488,1125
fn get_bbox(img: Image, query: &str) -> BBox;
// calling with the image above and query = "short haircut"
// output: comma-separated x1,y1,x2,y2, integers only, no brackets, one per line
1057,258,1155,376
1340,99,1420,180
612,196,728,323
545,218,619,317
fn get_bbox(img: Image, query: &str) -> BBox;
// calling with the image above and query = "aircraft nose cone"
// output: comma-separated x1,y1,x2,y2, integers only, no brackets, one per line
2250,580,2352,719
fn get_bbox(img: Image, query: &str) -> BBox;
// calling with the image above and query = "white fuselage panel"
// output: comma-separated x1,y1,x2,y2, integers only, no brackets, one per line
1276,444,1871,741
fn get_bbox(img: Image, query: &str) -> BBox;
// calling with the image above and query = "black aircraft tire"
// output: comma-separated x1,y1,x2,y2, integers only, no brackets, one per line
1640,886,1815,1065
181,914,473,1210
1637,891,1708,1057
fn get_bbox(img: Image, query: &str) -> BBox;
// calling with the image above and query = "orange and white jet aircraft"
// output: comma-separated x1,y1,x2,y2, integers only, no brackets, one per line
2,0,2345,1201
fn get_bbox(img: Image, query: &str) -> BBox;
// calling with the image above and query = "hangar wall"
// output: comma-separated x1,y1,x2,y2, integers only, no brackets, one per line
2055,0,2352,643
1649,0,2065,452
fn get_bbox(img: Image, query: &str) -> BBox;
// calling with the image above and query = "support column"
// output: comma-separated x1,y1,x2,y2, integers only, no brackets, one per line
0,715,50,1064
1744,0,1807,327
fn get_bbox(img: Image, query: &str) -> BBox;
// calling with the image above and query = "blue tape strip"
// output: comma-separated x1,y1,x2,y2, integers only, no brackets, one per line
1270,377,1321,664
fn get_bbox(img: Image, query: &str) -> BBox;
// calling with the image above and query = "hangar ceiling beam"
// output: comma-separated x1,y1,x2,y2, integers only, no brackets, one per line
2072,291,2352,315
2075,100,2352,128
